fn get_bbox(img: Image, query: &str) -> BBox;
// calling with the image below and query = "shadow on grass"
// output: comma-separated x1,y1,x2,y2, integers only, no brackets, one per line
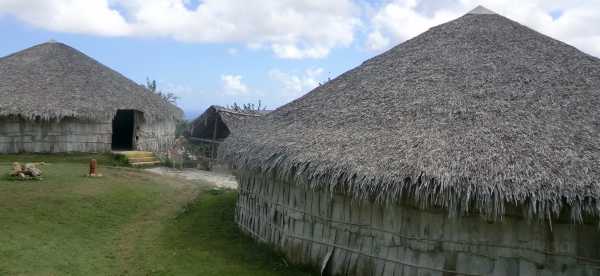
153,189,317,276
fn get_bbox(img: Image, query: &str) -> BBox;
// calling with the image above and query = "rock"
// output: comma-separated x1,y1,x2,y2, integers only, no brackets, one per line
24,163,42,177
10,162,23,176
9,162,42,179
27,167,43,177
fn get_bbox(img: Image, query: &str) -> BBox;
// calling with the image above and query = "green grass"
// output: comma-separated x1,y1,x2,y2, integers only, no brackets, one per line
0,154,315,276
0,152,128,166
128,190,313,276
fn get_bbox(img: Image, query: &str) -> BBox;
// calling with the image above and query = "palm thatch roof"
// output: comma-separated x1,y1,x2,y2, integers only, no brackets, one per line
0,41,183,122
222,7,600,223
190,105,263,140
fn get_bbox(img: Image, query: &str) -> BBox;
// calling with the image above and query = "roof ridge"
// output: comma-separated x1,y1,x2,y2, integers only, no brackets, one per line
467,5,497,15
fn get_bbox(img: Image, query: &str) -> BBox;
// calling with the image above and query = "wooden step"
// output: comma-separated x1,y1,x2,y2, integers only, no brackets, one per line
127,156,159,163
113,151,161,167
117,151,155,158
130,161,161,167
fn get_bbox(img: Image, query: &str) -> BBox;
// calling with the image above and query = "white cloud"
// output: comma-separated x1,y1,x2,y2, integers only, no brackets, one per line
0,0,131,36
366,0,467,51
221,74,249,95
269,68,324,100
365,0,600,57
0,0,359,59
3,1,600,58
366,29,391,51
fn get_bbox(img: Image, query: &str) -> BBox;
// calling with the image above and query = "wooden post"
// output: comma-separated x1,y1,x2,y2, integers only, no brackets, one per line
89,159,97,176
210,115,218,170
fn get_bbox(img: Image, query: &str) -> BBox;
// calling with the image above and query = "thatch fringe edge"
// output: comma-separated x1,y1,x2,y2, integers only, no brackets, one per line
0,108,181,123
222,144,600,225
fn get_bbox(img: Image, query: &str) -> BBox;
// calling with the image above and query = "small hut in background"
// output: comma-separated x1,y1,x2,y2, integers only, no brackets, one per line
223,6,600,275
188,105,264,166
0,41,183,154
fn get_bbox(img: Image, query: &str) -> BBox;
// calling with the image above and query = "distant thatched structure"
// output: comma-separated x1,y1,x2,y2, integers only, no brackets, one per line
222,6,600,275
189,105,262,142
0,41,183,153
188,106,264,166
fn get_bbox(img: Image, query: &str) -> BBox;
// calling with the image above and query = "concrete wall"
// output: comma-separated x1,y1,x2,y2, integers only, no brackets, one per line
0,115,177,154
236,171,600,276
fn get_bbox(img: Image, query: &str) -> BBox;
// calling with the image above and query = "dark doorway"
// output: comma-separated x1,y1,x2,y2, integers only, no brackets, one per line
112,110,135,150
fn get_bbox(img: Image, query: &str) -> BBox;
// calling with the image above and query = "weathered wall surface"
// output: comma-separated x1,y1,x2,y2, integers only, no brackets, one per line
236,172,600,276
0,115,177,154
0,117,111,153
135,117,177,155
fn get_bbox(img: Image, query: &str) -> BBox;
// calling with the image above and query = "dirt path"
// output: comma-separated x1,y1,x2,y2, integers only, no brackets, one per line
145,167,239,189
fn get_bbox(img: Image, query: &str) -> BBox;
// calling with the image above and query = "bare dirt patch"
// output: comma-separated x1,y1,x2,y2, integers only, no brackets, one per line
145,167,238,189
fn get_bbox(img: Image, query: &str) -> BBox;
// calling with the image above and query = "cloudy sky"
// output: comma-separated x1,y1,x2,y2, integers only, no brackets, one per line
1,0,599,118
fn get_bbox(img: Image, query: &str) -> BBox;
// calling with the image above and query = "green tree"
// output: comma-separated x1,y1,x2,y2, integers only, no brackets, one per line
145,78,179,104
227,100,266,113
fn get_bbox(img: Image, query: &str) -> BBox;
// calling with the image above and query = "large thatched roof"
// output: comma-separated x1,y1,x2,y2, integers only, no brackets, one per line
223,7,600,223
0,42,183,122
190,105,263,140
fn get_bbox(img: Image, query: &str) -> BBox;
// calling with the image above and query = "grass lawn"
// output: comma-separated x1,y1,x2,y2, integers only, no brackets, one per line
0,154,314,276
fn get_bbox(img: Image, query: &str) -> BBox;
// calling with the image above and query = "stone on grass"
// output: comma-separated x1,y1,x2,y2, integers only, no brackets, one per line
9,162,43,180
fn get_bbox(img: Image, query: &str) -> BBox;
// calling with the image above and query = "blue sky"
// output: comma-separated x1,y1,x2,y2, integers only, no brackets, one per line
1,1,599,119
0,17,371,119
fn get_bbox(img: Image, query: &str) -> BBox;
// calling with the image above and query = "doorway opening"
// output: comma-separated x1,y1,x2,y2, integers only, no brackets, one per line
112,110,135,150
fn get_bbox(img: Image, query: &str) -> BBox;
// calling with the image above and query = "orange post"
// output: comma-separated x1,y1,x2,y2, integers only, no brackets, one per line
89,159,97,176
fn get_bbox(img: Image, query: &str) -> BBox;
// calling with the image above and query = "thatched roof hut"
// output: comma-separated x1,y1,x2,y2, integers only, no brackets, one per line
0,41,183,153
188,106,265,166
189,105,262,141
223,6,600,275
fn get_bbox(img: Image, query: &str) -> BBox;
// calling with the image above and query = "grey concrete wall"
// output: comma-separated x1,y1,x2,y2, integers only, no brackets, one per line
236,171,600,276
0,117,111,153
